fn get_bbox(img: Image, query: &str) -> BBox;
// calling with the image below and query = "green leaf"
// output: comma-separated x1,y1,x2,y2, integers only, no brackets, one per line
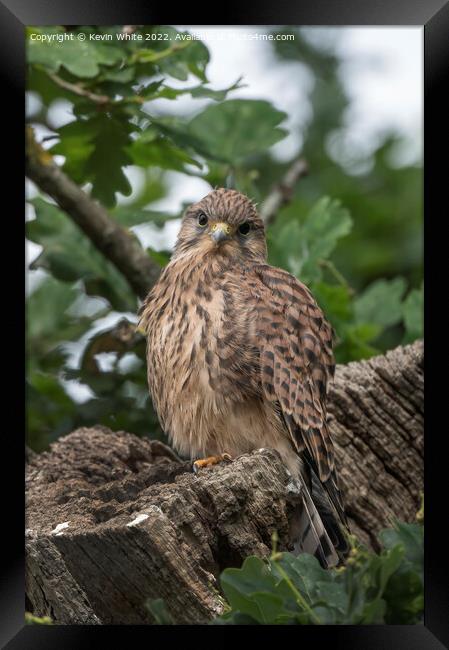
27,198,136,312
220,557,278,623
27,65,75,104
27,371,78,451
315,581,349,614
402,287,423,343
380,522,423,577
384,571,424,624
299,197,353,283
267,219,304,277
148,115,217,160
84,116,133,206
189,78,243,100
110,167,166,214
379,523,424,624
142,77,243,102
378,545,405,592
252,592,291,623
149,99,287,164
219,583,267,623
49,119,96,183
127,129,201,171
27,27,123,78
221,556,275,598
272,553,328,601
99,65,137,83
145,598,174,625
110,207,177,228
147,249,171,267
354,278,407,328
133,42,192,64
337,323,381,362
214,519,424,625
213,611,259,625
134,26,210,82
52,114,134,207
188,99,288,163
313,283,353,324
25,612,53,625
27,276,78,345
359,597,386,624
269,197,352,284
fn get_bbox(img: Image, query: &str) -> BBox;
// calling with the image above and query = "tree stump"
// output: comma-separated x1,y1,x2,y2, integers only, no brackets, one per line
25,341,423,625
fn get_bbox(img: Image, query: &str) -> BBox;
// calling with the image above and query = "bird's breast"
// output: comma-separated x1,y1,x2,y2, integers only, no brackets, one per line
145,265,262,457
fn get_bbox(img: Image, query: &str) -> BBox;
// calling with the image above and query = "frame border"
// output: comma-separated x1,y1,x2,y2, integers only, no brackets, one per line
3,0,447,646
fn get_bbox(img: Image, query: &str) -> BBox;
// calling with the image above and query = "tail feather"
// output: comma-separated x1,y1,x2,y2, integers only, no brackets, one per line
290,481,340,568
311,471,350,560
322,469,348,529
288,460,350,568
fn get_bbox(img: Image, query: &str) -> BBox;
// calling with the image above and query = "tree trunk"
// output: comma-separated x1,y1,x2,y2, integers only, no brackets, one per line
25,340,423,625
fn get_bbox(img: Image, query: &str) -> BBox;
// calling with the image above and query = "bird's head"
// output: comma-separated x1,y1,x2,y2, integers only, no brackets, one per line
173,188,267,263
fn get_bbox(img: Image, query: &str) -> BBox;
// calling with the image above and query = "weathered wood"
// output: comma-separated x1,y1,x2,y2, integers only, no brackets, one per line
25,341,423,625
26,436,293,624
329,340,423,548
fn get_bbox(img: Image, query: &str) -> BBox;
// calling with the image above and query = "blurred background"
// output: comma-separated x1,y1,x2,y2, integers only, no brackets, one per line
26,25,423,452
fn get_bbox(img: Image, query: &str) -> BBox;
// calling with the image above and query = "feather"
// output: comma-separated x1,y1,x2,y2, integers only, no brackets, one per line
253,263,349,557
140,188,349,568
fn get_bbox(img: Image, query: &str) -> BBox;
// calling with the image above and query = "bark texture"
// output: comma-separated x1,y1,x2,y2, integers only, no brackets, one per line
25,341,423,625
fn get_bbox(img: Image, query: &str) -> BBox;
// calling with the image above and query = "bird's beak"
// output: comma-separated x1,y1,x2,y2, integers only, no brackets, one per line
210,222,232,244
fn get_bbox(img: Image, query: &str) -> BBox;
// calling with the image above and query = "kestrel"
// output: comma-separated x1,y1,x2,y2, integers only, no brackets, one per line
139,188,349,567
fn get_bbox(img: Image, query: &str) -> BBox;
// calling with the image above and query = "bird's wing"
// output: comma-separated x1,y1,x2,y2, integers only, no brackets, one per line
251,264,346,524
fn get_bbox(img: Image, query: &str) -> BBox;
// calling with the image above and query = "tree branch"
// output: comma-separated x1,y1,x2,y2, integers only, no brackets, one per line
47,72,110,105
25,127,161,300
122,25,140,35
259,158,309,225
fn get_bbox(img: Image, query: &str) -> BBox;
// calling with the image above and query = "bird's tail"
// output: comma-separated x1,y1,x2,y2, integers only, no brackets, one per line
288,467,350,569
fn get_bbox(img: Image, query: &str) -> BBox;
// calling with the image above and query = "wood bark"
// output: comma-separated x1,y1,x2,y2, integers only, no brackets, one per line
259,158,309,224
25,341,423,625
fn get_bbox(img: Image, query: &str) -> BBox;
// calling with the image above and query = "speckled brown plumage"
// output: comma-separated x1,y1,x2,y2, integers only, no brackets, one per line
139,188,348,566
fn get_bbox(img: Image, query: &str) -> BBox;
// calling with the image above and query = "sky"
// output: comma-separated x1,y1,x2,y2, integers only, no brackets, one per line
26,26,423,399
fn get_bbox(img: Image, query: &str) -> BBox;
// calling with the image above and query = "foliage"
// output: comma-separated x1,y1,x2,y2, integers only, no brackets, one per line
269,28,423,291
25,612,53,625
268,197,422,362
145,598,175,625
27,198,136,312
26,26,422,451
212,520,424,625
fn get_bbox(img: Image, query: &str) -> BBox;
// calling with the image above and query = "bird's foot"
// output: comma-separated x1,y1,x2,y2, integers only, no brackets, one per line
193,453,232,473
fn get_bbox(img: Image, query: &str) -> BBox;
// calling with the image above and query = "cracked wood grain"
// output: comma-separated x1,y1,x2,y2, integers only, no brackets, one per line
25,341,423,624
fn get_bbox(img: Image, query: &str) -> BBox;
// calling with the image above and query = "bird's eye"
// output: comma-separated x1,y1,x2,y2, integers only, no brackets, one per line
238,222,250,236
197,212,208,227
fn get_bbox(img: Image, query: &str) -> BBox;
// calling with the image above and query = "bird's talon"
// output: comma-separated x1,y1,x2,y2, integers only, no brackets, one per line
192,453,233,473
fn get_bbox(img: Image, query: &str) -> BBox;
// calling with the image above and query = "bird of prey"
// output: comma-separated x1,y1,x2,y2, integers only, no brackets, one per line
138,188,349,567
